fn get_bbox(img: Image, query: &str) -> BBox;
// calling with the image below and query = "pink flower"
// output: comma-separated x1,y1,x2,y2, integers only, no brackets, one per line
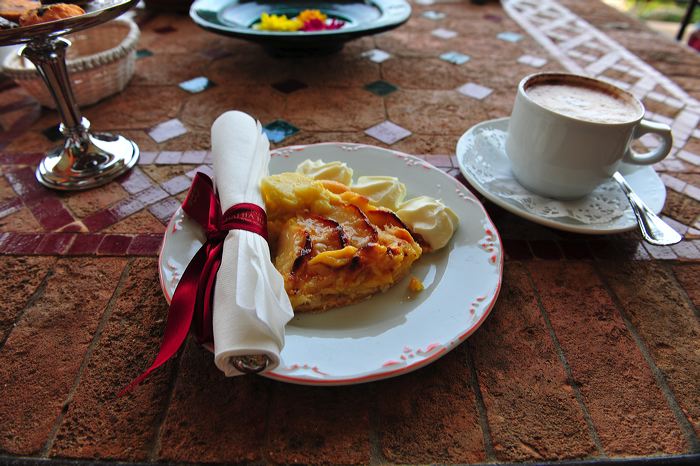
300,18,326,31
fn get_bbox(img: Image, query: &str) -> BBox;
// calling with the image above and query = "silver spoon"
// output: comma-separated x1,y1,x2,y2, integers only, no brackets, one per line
613,171,682,246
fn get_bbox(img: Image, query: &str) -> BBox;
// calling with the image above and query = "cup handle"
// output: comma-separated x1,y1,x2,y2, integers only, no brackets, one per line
623,119,673,165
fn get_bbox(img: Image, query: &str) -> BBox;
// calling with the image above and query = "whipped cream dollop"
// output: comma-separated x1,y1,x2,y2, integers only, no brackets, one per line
396,196,459,250
296,159,353,185
351,175,407,211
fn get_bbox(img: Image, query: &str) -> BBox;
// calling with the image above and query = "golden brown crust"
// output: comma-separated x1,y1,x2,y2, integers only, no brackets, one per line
273,205,422,313
0,0,40,22
18,3,84,26
262,172,423,313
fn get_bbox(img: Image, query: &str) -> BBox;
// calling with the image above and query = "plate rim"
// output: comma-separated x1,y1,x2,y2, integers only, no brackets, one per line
456,117,667,235
158,142,504,385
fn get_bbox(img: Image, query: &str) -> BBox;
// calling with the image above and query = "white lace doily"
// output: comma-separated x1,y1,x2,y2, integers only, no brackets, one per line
462,128,628,225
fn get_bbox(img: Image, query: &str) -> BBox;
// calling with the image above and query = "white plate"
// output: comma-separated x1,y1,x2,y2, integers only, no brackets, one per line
456,117,667,235
159,143,503,385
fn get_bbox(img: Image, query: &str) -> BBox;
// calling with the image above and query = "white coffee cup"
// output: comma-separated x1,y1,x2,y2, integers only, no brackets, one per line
505,72,673,199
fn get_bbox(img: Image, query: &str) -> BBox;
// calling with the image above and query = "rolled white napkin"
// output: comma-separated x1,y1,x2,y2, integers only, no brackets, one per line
211,111,294,376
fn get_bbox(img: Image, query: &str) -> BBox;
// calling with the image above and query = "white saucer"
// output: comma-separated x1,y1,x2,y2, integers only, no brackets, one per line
456,117,667,235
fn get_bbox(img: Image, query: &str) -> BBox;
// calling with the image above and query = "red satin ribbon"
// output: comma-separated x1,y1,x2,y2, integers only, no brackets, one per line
119,173,268,396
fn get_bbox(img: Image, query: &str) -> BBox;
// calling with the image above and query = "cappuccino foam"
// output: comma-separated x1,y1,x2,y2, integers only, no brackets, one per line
526,82,639,124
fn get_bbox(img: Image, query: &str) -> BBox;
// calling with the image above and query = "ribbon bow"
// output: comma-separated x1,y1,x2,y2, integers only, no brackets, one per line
119,173,268,396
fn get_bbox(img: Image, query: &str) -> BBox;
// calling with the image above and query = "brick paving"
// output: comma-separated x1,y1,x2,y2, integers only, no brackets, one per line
0,0,699,464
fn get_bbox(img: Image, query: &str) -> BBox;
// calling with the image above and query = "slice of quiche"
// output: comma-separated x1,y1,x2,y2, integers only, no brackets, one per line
261,173,422,313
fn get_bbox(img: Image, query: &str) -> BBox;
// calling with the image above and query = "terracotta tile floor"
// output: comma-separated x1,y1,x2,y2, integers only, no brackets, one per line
0,0,699,464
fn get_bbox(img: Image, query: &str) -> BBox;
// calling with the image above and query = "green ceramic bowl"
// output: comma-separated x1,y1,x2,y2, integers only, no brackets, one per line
190,0,411,55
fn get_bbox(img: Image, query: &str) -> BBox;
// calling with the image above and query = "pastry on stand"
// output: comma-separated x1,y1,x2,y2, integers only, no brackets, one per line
18,3,85,26
0,0,140,190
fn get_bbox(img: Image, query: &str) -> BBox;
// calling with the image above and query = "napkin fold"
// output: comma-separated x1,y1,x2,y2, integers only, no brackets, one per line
211,111,294,376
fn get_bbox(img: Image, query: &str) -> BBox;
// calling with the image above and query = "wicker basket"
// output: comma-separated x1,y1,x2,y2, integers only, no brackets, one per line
2,18,140,108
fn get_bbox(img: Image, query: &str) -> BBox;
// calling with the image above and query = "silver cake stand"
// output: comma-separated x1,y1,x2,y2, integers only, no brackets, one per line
0,0,140,190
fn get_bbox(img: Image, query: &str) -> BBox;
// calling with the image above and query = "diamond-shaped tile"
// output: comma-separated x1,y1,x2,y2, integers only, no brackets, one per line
457,82,493,100
423,11,445,21
361,49,391,63
365,121,411,145
272,79,308,94
136,49,154,59
440,51,471,65
432,28,457,40
149,119,188,144
517,54,547,68
364,80,399,97
497,31,524,43
179,76,216,94
263,120,300,144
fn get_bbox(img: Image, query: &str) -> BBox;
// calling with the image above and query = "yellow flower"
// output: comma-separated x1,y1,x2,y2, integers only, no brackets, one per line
297,9,327,24
256,12,302,32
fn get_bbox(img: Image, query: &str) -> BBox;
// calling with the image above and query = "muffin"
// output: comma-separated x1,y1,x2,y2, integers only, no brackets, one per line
0,0,40,22
19,2,84,26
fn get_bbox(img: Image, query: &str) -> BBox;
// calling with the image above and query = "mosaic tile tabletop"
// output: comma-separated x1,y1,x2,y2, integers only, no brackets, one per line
0,0,699,464
0,1,698,259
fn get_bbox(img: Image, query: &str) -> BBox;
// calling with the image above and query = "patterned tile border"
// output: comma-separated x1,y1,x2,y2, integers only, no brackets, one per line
0,232,164,256
0,155,215,234
0,152,454,256
0,150,698,260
